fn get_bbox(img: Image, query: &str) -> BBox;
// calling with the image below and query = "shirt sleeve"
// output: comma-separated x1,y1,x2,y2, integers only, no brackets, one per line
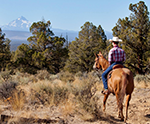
108,49,113,65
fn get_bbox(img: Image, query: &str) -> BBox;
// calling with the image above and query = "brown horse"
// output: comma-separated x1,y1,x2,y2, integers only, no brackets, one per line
93,52,134,122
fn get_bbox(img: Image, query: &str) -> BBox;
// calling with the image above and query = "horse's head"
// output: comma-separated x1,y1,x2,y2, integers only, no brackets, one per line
93,51,103,71
93,51,109,71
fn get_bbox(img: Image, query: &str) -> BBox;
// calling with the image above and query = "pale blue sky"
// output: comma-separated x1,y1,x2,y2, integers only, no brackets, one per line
0,0,150,32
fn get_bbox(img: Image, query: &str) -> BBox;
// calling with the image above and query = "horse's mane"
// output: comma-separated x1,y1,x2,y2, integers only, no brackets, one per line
101,55,108,63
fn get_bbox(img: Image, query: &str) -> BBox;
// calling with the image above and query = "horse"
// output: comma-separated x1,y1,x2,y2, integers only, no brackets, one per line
93,51,134,122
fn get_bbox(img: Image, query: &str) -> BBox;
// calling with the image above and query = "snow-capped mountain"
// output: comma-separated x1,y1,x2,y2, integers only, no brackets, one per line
1,16,112,51
2,16,31,31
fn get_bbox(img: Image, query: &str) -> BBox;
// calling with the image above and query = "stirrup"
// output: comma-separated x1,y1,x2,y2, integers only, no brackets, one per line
101,89,110,95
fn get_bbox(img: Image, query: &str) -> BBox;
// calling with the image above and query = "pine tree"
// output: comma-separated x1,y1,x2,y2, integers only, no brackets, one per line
28,20,68,73
112,1,150,74
0,28,11,70
64,22,107,73
12,44,38,73
13,20,68,74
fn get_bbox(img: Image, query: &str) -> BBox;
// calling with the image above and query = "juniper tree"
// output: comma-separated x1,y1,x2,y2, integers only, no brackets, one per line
64,22,107,73
0,28,11,70
13,20,68,74
112,1,150,74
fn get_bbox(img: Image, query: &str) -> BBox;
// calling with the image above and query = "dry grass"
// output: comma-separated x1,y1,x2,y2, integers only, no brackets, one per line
1,70,150,123
134,74,150,88
28,80,54,106
0,105,3,115
0,70,103,122
69,71,103,120
60,99,76,116
0,81,17,100
58,71,75,83
78,109,95,121
11,71,38,85
10,89,26,110
26,79,70,106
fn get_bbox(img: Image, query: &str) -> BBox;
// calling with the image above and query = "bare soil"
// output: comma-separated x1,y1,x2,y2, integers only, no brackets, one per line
0,88,150,124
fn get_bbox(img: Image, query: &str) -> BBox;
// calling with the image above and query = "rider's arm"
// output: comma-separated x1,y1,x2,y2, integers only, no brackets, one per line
108,49,113,65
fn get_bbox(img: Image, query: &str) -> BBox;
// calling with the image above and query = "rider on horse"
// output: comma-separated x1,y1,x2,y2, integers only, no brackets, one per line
102,36,126,95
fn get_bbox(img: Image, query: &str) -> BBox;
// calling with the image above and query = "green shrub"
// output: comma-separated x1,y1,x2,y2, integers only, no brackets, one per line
53,85,69,105
36,70,52,80
134,74,150,83
11,71,36,85
58,71,75,83
30,81,69,106
0,81,17,100
36,70,58,81
0,70,12,83
29,82,53,105
70,71,102,119
75,71,84,77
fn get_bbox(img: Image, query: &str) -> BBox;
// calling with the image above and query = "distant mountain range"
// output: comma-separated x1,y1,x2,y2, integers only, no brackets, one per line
3,29,79,51
2,16,31,31
1,16,112,51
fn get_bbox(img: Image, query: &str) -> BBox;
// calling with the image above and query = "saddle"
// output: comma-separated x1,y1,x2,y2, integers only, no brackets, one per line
113,64,124,69
108,64,124,79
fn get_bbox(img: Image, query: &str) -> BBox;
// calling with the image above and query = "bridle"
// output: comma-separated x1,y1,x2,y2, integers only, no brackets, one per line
94,55,104,72
94,55,103,81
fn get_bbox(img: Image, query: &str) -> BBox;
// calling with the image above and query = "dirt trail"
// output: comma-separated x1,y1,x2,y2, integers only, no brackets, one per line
66,88,150,124
98,88,150,124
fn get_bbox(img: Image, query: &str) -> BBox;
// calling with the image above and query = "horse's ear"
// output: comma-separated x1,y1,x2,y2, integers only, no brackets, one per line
94,53,98,58
99,51,103,56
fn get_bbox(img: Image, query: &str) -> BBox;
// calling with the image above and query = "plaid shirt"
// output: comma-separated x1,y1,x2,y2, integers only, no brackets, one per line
108,45,126,65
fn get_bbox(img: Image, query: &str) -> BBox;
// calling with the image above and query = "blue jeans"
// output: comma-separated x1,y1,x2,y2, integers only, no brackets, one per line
102,62,122,89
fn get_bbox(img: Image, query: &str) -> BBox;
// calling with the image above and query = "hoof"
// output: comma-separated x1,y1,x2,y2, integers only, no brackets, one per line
118,114,121,118
124,117,127,123
121,117,124,121
120,116,124,121
103,107,105,112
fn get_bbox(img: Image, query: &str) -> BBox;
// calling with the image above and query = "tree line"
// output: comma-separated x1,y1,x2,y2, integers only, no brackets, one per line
0,1,150,75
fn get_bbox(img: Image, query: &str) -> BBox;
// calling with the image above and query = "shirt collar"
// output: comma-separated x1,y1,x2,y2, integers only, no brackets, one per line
114,44,118,47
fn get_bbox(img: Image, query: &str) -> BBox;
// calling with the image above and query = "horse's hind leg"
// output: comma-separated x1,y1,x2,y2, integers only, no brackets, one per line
116,94,124,121
125,94,131,122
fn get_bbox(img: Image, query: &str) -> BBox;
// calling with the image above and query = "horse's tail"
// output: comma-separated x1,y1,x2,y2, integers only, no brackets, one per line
119,72,128,106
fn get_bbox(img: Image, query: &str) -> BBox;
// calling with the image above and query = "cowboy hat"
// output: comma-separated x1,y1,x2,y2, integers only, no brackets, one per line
109,37,122,42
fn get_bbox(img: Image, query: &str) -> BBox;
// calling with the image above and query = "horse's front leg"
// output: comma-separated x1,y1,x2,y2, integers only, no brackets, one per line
103,94,110,112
